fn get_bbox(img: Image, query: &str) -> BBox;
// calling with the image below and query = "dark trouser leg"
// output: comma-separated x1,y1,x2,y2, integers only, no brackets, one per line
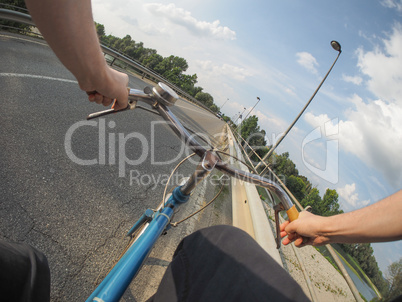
149,225,309,302
0,240,50,302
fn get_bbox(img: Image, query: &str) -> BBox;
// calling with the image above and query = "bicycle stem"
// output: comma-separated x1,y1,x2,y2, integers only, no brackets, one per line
180,151,219,195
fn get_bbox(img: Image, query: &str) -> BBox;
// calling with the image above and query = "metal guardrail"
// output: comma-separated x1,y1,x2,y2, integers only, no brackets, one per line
99,45,215,114
0,8,216,115
0,8,35,26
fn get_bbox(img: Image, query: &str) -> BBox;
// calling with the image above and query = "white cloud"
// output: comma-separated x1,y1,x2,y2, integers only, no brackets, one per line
139,23,168,36
195,60,252,81
285,87,297,96
304,113,339,137
296,52,319,74
381,0,402,13
304,98,402,189
340,95,402,188
338,183,370,211
342,74,363,85
304,25,402,189
143,3,236,40
357,23,402,104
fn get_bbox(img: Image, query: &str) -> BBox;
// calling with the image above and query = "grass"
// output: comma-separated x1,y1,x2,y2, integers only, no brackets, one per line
332,249,382,300
344,253,382,298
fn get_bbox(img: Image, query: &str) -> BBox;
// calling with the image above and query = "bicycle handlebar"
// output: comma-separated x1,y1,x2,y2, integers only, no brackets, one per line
87,83,298,217
85,82,299,301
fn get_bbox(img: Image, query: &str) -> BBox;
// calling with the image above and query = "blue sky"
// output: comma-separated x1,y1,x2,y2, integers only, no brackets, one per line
91,0,402,273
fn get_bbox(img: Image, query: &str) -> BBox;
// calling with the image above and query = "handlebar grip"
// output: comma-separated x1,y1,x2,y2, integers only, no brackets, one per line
286,204,299,222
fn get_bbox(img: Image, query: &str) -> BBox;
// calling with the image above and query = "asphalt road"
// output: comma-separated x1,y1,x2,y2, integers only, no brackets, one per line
0,31,228,301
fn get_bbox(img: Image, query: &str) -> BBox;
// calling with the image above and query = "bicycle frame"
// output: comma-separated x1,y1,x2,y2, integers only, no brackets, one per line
86,83,297,302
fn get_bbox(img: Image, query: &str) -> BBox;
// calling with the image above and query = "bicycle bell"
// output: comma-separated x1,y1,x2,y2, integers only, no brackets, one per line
152,82,179,107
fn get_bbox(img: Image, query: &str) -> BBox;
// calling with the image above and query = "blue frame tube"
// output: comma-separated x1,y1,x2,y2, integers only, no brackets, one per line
86,186,189,302
86,206,173,302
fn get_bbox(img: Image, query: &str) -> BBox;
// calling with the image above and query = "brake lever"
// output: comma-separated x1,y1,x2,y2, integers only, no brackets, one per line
274,202,285,249
86,100,137,120
86,83,178,120
274,204,312,249
86,87,140,120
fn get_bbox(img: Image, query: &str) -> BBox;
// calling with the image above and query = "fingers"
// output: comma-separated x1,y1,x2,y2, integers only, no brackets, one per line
280,220,290,232
280,218,308,247
281,232,306,247
88,93,115,107
85,69,129,110
107,69,129,111
293,236,305,247
111,98,127,111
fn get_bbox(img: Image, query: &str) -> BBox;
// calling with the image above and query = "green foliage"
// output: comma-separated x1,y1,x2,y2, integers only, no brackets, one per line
239,116,269,162
95,23,105,38
286,175,306,202
93,22,219,112
300,188,321,212
320,189,343,216
195,92,214,107
0,0,30,31
271,152,298,177
240,116,266,145
383,258,402,301
221,114,232,123
339,243,389,295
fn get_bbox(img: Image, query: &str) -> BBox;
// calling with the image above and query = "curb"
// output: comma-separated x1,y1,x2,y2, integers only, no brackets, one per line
225,125,282,266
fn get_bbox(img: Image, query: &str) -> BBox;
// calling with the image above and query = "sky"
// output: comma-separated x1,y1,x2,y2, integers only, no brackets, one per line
91,0,402,273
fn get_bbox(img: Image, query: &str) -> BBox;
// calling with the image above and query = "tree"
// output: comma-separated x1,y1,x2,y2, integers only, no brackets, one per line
238,116,268,162
240,116,267,147
286,175,306,202
154,55,189,75
0,0,30,32
341,243,389,295
141,53,163,70
195,92,214,107
320,189,343,216
384,258,402,301
300,188,322,213
89,23,220,111
190,86,203,97
271,152,298,177
95,23,105,38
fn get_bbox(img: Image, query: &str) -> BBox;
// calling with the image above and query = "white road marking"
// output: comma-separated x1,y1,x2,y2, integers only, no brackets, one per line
175,101,217,118
0,73,78,84
0,33,48,47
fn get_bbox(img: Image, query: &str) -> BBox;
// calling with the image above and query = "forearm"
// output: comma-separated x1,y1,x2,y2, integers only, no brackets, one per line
324,190,402,243
25,0,106,91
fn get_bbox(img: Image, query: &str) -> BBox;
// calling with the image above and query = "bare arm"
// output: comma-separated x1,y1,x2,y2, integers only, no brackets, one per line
25,0,128,110
280,190,402,247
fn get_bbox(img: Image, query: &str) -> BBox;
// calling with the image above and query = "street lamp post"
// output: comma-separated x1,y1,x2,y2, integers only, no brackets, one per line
255,41,342,174
233,107,247,124
220,98,229,110
243,97,261,122
236,96,261,130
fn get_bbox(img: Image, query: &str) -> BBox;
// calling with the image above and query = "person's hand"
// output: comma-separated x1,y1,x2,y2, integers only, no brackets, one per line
84,67,129,110
280,211,330,247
